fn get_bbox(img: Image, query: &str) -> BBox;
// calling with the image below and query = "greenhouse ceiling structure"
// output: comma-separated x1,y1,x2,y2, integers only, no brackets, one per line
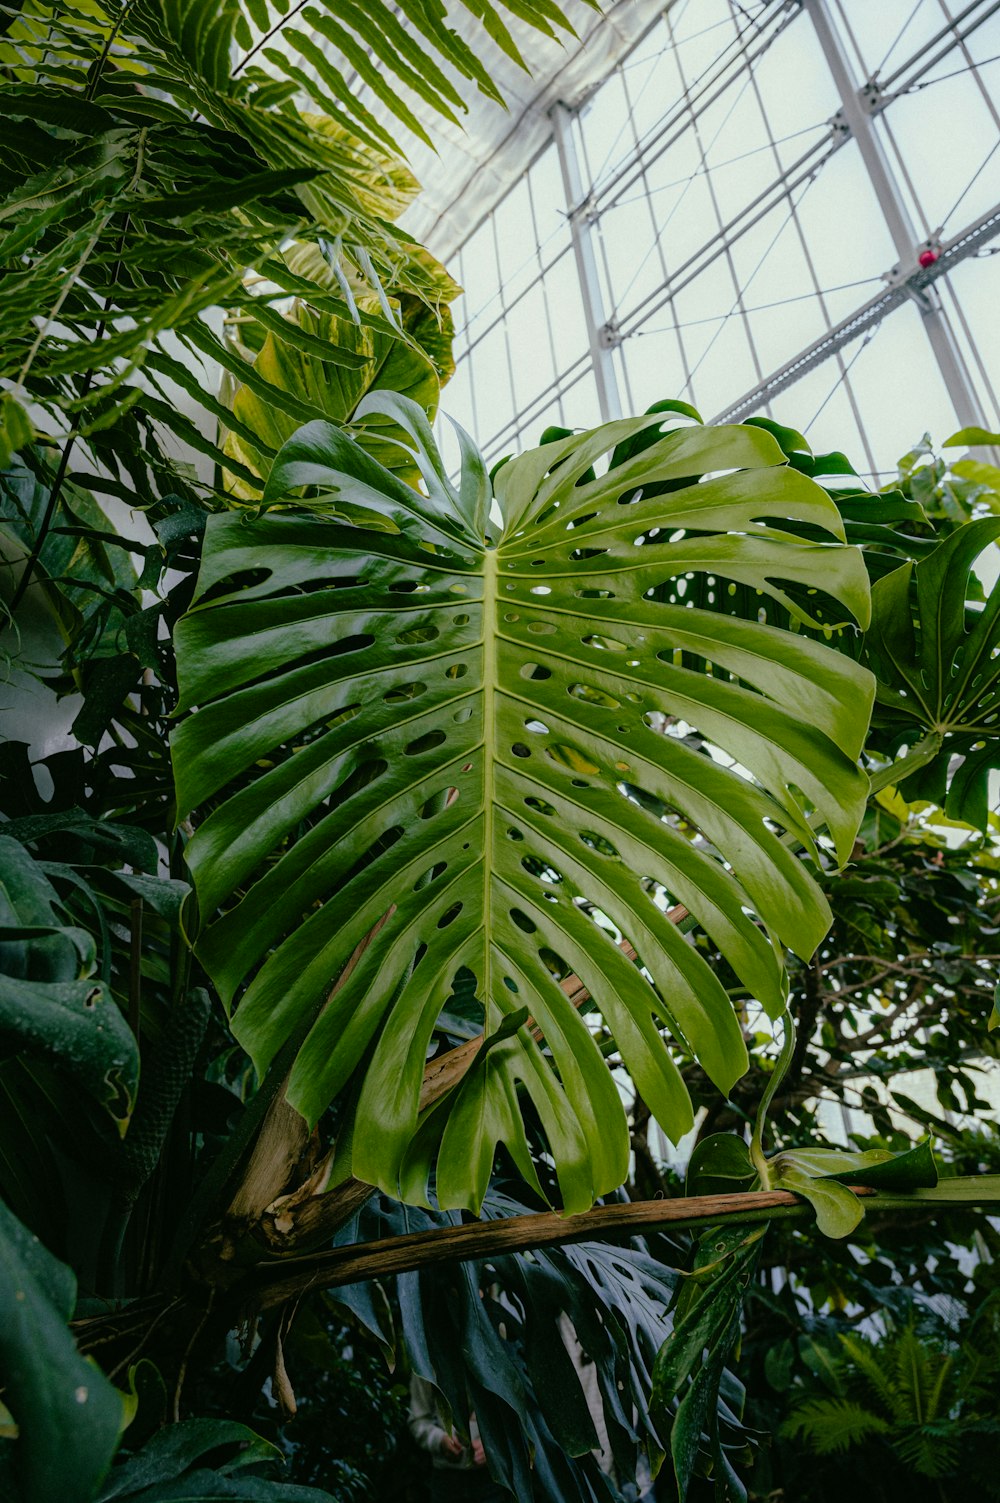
344,0,1000,479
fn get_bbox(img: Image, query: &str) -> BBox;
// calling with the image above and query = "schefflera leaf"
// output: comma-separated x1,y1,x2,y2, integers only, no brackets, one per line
171,394,873,1214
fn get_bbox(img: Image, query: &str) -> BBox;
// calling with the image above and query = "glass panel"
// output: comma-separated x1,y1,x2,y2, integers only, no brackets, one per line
807,305,957,468
746,7,839,142
775,359,870,470
445,0,1000,489
492,176,538,309
541,247,589,374
790,143,898,289
579,69,633,196
620,324,694,416
526,143,571,255
466,321,514,445
505,280,557,413
671,0,751,80
620,18,675,153
439,357,475,439
458,219,502,349
620,166,717,315
596,192,665,319
558,366,603,432
837,0,944,81
944,256,1000,430
875,50,1000,237
675,302,761,415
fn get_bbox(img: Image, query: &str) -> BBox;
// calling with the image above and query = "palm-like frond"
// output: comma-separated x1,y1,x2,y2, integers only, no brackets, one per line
839,1332,910,1421
230,0,583,156
171,396,873,1213
841,1326,956,1430
893,1421,960,1479
0,0,565,501
781,1397,891,1455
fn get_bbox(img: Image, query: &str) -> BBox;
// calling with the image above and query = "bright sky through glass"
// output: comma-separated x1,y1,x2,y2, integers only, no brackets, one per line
437,0,1000,481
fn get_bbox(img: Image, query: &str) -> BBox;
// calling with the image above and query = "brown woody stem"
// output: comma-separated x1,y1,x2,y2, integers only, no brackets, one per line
247,1179,1000,1309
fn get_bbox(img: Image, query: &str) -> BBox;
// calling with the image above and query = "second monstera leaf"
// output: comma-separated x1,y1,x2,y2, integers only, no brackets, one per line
172,395,874,1212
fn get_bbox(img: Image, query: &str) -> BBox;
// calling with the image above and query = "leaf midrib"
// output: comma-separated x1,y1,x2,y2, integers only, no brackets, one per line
482,546,498,1019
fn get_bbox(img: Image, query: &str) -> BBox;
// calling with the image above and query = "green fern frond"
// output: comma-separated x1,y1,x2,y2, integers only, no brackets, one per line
892,1422,960,1479
840,1333,901,1419
782,1397,892,1455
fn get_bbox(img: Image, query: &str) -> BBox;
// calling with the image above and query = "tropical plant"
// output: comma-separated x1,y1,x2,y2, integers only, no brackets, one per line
1,0,563,619
5,18,1000,1488
169,395,874,1213
780,1308,1000,1501
7,387,1000,1503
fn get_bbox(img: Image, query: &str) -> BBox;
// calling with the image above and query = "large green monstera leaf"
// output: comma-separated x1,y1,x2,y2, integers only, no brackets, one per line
171,395,873,1212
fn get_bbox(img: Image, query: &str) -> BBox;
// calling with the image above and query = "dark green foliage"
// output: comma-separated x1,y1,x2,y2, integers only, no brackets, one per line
0,1199,126,1503
115,989,212,1203
0,0,566,521
96,1417,351,1501
4,113,1000,1500
652,1223,763,1503
0,834,140,1124
340,1186,677,1501
776,1308,1000,1502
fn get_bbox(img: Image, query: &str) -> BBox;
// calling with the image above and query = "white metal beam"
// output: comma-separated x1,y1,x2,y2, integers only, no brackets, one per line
804,0,985,431
712,200,1000,424
550,100,623,423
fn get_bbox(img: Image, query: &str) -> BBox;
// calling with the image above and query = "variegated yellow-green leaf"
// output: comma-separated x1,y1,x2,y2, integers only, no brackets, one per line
171,396,874,1213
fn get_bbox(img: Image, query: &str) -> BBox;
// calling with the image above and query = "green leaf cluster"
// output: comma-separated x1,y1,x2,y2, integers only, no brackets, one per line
1,0,554,504
0,1198,128,1503
782,1310,1000,1494
171,394,875,1213
0,833,140,1127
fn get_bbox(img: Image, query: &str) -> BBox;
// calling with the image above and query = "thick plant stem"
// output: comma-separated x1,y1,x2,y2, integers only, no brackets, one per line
749,1013,796,1189
246,1177,1000,1308
160,911,395,1286
867,731,944,795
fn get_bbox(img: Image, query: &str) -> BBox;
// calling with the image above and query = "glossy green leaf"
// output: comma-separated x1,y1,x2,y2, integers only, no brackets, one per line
685,1133,756,1198
3,811,158,874
0,391,33,467
0,1199,127,1503
769,1138,938,1190
770,1166,864,1238
0,837,138,1125
943,426,1000,447
221,286,446,498
652,1224,764,1501
864,517,1000,826
743,415,809,455
97,1419,280,1500
172,398,873,1213
768,1138,938,1238
825,1137,938,1190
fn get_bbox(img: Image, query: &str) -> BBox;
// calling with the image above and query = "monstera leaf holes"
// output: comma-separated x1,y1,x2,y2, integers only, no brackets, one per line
171,395,874,1214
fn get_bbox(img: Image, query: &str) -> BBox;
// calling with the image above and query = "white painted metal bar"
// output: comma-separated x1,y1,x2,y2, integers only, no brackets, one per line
712,199,1000,422
550,100,623,422
804,0,986,430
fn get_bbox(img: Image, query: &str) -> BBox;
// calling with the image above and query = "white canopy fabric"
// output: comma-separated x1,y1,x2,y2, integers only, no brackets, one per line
375,0,668,262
